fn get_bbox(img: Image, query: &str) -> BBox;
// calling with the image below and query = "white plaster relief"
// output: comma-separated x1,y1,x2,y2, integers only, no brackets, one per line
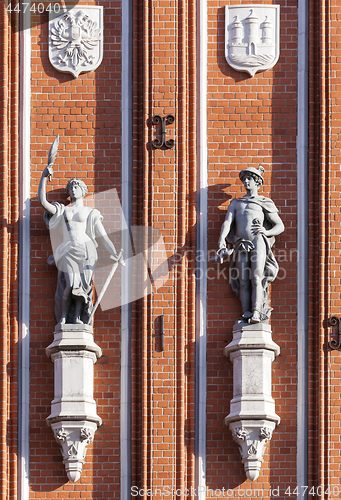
49,6,104,78
225,5,280,77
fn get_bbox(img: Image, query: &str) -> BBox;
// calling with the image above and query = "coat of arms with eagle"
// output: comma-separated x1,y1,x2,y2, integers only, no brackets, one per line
48,6,103,78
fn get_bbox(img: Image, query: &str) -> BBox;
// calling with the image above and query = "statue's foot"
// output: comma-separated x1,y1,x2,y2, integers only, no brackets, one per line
57,317,66,326
250,310,261,323
75,317,83,325
242,311,252,320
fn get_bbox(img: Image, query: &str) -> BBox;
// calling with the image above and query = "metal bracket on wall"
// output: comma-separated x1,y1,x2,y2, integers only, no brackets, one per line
328,316,341,350
160,314,164,352
152,114,175,149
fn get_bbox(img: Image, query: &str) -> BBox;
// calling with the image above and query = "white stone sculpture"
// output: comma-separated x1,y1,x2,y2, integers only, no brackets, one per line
218,166,284,323
225,5,280,77
38,137,122,326
49,6,104,78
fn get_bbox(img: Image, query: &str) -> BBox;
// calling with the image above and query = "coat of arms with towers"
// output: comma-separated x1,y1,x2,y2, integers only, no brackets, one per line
225,5,280,77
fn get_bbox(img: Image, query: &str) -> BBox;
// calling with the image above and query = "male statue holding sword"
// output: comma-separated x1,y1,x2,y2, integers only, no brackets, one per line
38,135,125,325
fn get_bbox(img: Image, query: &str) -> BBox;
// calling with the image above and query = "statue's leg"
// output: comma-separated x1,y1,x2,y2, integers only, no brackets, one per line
250,236,267,322
235,249,252,317
59,273,72,325
74,299,83,324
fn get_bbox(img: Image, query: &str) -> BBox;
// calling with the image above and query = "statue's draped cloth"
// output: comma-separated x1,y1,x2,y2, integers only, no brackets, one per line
44,203,102,323
226,196,279,319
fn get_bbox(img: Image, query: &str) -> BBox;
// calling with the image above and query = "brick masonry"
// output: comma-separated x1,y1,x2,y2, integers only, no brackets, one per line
0,6,20,500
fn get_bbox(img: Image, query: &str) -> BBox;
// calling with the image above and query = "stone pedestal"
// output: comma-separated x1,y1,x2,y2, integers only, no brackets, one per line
46,324,102,482
224,322,280,481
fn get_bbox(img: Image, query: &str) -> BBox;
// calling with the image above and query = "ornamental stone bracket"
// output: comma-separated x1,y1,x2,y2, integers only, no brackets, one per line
224,322,280,481
46,324,102,482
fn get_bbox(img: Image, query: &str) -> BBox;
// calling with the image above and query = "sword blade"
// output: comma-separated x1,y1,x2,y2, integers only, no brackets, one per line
89,261,119,322
89,248,124,322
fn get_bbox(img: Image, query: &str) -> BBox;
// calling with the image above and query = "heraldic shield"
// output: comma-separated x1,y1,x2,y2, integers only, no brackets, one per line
225,5,280,77
49,6,104,78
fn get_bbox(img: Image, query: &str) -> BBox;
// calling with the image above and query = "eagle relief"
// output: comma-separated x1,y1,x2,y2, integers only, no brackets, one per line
48,6,103,78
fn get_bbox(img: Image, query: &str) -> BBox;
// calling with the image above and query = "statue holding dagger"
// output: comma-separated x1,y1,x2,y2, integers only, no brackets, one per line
38,135,124,325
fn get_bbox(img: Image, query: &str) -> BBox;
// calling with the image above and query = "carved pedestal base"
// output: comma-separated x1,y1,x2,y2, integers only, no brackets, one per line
46,324,102,482
224,322,280,481
50,420,98,482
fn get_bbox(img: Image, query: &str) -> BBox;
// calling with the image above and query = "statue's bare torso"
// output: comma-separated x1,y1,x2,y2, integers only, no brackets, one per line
232,198,265,242
64,206,92,245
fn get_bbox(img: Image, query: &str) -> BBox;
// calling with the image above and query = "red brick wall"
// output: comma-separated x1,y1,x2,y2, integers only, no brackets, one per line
20,0,341,497
130,0,197,497
206,0,298,494
29,2,122,497
307,0,320,490
0,7,20,500
312,0,341,495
